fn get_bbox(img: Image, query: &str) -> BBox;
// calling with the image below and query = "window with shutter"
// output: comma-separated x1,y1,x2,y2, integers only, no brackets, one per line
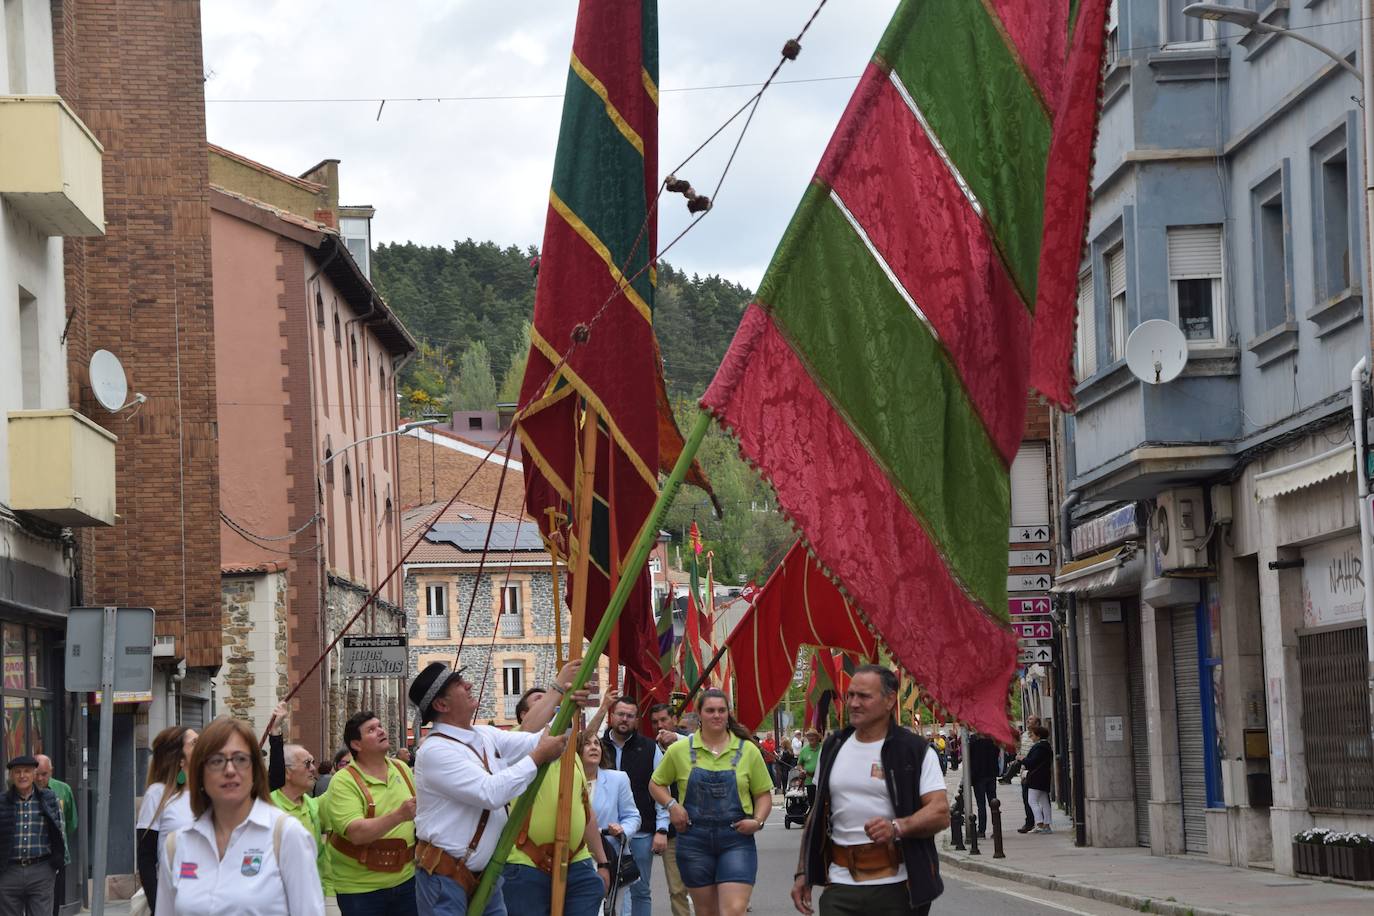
1107,247,1128,361
1010,443,1050,528
1076,270,1097,381
1168,226,1224,345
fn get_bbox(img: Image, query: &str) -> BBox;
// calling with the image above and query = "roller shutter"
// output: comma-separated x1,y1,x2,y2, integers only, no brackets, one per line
1173,606,1207,854
1126,603,1151,847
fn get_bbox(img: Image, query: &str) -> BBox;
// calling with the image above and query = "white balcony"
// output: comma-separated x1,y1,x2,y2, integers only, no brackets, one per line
0,96,105,237
426,617,450,640
503,695,519,720
499,614,523,638
7,409,116,526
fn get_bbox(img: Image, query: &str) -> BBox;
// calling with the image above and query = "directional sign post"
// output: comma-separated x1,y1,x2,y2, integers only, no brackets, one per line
1017,644,1056,665
1008,596,1051,617
1012,619,1055,640
1008,572,1053,592
1009,548,1052,567
1009,526,1050,546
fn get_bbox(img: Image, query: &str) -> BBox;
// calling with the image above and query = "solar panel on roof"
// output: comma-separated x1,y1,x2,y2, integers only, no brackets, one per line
425,521,544,552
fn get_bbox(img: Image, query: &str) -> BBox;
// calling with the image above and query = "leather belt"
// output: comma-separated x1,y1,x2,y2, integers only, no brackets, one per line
415,840,480,897
827,840,901,882
328,833,413,873
10,856,49,867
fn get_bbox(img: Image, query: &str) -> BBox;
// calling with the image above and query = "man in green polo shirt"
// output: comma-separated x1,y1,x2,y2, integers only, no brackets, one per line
323,710,417,916
271,744,332,896
35,754,75,915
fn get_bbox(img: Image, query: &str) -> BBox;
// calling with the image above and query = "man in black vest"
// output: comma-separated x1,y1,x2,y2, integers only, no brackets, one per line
791,665,948,916
600,696,666,916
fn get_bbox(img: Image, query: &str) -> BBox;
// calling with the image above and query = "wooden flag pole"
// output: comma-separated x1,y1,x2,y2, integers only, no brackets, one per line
607,428,621,692
551,405,598,916
468,409,712,914
544,508,567,669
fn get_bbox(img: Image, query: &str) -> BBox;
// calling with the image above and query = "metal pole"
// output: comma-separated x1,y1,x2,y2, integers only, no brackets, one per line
467,408,713,914
1361,0,1374,768
960,726,973,847
90,606,116,916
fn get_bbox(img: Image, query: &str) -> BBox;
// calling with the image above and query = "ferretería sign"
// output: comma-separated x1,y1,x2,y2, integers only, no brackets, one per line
341,635,408,678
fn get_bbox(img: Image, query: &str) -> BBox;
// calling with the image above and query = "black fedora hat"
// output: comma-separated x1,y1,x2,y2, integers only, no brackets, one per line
409,662,466,725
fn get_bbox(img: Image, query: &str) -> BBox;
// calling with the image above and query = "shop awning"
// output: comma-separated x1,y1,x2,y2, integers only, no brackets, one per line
1052,544,1141,595
1254,444,1354,500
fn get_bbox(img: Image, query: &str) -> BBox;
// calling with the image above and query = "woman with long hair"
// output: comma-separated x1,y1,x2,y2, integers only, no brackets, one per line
581,730,640,913
649,690,773,916
157,717,323,915
1022,725,1055,833
135,725,198,912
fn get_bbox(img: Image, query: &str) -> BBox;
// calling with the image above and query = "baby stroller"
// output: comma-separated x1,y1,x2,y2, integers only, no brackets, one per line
783,767,811,829
602,830,640,916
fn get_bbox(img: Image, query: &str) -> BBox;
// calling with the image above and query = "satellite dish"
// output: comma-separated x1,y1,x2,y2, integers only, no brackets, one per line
89,350,129,412
1125,320,1188,385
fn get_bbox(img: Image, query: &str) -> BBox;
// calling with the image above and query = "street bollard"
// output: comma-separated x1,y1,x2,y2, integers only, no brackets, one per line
951,787,966,850
991,798,1005,858
968,811,980,855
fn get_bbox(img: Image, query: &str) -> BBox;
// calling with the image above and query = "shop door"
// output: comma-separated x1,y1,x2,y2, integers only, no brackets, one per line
1126,603,1151,847
1172,605,1208,853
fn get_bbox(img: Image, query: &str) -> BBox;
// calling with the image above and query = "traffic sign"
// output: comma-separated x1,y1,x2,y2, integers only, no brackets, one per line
1017,644,1055,665
1017,637,1049,651
1009,596,1051,616
1009,548,1051,567
1012,619,1054,640
1009,526,1050,545
1008,572,1053,592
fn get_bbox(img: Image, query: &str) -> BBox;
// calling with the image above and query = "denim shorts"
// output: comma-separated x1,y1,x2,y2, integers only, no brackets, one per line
672,823,758,888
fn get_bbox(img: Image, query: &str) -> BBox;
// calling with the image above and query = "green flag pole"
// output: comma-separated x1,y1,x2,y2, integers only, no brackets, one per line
467,407,713,914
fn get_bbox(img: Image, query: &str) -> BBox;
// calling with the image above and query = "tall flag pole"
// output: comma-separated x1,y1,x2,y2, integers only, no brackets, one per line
701,0,1111,742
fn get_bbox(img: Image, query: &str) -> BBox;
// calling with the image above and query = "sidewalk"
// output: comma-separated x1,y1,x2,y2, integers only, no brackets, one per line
939,768,1373,915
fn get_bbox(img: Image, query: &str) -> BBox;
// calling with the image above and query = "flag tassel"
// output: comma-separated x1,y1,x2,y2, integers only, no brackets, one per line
468,408,713,914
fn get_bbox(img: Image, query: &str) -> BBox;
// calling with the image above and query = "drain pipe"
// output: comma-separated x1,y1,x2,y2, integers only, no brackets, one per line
1060,490,1087,847
1353,358,1374,754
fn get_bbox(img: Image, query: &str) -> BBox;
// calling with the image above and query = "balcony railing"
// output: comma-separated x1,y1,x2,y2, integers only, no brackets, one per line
426,617,450,640
0,96,105,236
7,409,116,526
498,615,523,638
503,696,519,720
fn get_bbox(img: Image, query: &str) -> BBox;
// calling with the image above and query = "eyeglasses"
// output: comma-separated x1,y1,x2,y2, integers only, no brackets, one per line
205,753,254,772
289,759,316,770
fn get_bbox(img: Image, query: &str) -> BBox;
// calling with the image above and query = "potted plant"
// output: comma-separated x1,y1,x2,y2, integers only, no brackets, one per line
1293,827,1330,876
1322,831,1374,882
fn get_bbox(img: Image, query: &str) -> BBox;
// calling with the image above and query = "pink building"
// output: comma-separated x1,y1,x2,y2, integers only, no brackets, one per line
209,149,416,756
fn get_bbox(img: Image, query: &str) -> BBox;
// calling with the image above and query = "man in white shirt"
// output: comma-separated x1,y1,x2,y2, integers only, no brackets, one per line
409,660,581,915
791,730,804,757
791,665,949,916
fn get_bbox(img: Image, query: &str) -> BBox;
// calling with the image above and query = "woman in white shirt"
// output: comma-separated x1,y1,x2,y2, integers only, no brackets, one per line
136,725,199,913
581,731,640,912
158,717,323,916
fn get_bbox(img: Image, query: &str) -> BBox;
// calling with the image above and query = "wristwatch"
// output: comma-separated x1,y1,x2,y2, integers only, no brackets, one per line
655,828,668,835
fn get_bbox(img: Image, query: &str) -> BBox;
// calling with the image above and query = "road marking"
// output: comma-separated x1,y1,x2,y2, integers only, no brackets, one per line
947,869,1110,915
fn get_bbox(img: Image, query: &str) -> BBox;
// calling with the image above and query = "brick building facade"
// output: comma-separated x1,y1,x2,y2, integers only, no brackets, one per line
54,0,223,733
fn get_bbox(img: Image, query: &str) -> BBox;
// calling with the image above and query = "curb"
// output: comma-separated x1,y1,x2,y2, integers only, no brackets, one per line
940,851,1235,916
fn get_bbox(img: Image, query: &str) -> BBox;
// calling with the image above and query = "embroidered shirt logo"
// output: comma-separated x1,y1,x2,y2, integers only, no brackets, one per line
179,862,199,880
241,854,263,877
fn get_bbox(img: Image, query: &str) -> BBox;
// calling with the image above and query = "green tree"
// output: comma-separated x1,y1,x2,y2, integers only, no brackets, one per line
498,321,532,404
448,340,498,412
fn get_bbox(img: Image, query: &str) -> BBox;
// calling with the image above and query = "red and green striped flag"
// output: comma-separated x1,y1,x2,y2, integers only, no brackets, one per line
702,0,1109,743
517,0,705,684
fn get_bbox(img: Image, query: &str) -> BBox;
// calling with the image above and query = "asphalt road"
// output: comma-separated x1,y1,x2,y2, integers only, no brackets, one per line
644,815,1144,916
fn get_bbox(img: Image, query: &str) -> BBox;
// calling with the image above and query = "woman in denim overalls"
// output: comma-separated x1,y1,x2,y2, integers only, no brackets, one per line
649,690,773,916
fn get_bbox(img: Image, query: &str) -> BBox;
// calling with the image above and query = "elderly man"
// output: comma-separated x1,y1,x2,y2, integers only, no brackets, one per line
0,756,66,916
33,756,74,916
272,745,332,898
791,665,948,916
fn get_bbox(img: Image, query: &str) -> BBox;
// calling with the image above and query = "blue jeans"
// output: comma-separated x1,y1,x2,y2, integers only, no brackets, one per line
620,833,653,916
502,858,603,916
337,877,419,916
414,868,506,916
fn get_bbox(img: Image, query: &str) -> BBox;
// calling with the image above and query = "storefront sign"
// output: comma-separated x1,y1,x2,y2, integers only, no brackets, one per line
341,635,408,678
1099,600,1123,622
1301,536,1364,628
1070,503,1141,557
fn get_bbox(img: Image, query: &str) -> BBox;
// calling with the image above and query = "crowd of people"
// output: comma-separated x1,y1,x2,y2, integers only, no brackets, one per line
0,660,1073,916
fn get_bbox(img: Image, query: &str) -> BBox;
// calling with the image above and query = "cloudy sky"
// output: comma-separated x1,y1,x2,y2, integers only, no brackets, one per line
201,1,898,288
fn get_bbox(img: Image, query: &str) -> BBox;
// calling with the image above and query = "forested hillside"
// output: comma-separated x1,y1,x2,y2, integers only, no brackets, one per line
373,239,790,583
372,240,752,412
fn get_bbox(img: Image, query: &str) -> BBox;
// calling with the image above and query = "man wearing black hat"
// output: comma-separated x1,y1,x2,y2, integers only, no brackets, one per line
410,659,583,915
0,755,66,916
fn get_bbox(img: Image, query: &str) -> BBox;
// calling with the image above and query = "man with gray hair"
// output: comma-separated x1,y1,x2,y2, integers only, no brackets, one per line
792,664,948,915
270,744,332,898
33,755,74,916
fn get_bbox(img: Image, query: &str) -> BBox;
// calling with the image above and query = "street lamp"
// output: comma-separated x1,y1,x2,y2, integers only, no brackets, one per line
324,418,441,465
1183,4,1363,80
